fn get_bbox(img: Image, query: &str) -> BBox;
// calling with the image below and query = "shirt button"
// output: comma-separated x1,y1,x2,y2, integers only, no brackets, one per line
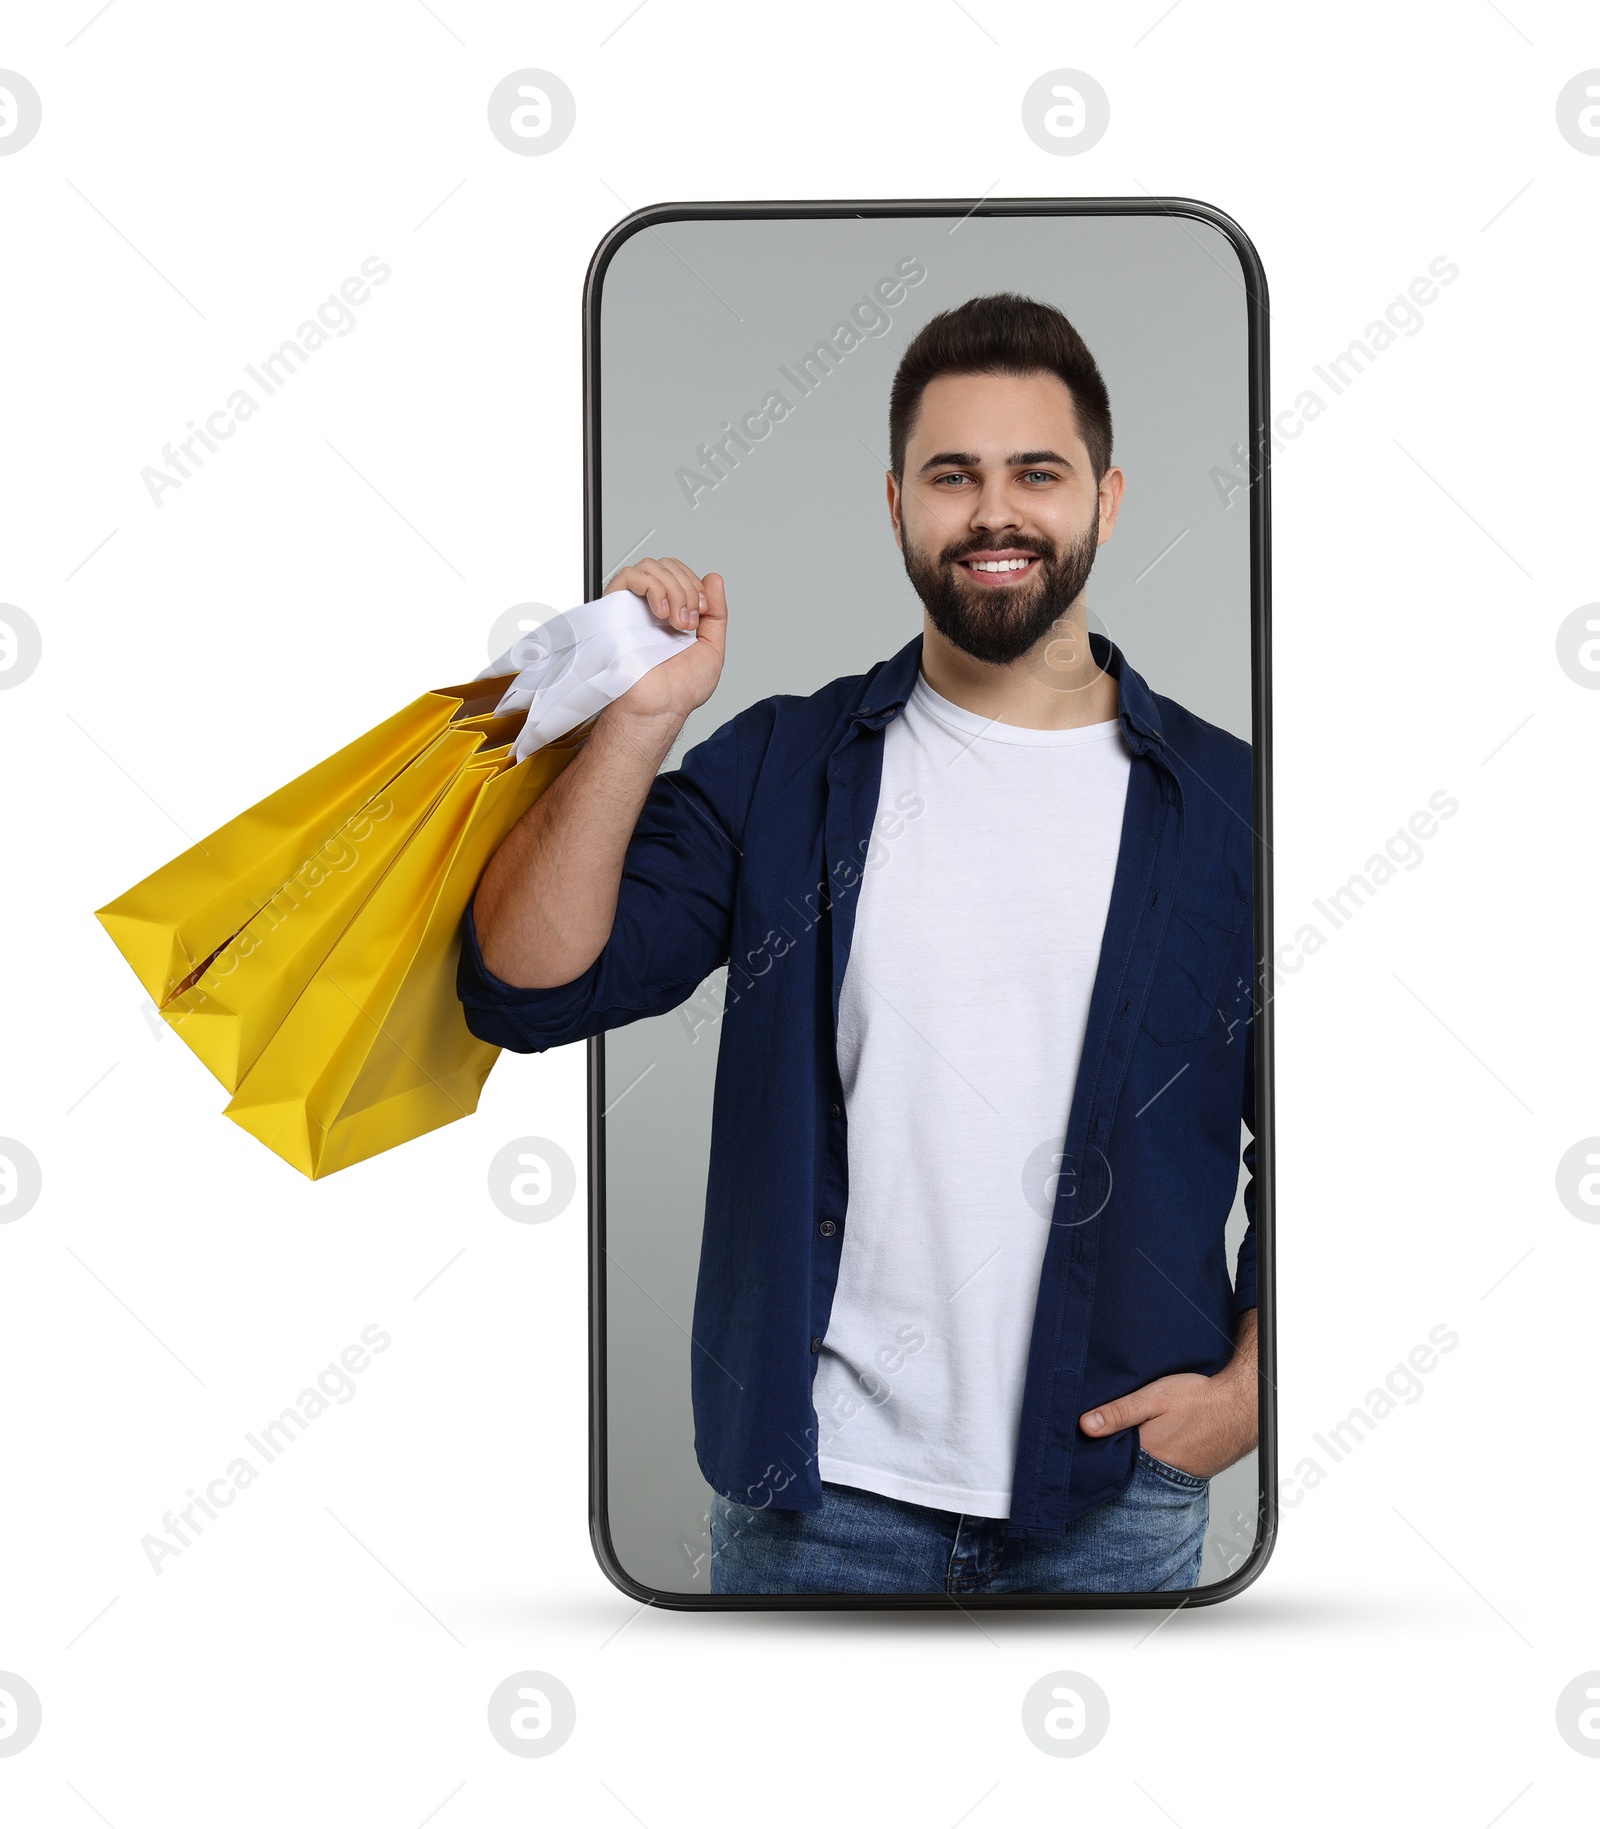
819,1219,837,1236
829,1102,843,1119
810,1335,823,1352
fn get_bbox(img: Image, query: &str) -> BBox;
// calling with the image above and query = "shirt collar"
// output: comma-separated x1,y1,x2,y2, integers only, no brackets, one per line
852,629,1165,750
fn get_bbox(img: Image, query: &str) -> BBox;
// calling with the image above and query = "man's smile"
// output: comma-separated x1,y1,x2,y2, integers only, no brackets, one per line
954,548,1042,585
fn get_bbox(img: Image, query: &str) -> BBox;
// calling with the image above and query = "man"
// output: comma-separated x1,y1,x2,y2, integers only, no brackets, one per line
460,292,1259,1596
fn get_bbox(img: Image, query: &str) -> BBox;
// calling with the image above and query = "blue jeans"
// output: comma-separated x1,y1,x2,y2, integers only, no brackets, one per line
709,1451,1209,1595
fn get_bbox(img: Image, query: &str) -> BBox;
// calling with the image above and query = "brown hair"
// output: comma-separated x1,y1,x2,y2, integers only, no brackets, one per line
888,292,1113,482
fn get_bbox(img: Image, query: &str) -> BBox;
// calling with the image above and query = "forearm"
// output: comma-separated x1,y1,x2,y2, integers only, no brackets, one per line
472,703,686,988
1210,1307,1259,1454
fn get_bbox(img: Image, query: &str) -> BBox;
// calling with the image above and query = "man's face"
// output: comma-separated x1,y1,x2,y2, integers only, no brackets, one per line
888,369,1122,667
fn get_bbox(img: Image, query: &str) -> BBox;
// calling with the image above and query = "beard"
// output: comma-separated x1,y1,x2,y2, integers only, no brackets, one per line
901,507,1103,667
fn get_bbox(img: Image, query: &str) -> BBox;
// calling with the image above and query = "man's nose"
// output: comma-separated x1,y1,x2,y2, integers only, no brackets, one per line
970,479,1022,531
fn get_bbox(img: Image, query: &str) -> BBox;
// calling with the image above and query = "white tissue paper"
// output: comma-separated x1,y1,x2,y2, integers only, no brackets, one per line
476,589,700,762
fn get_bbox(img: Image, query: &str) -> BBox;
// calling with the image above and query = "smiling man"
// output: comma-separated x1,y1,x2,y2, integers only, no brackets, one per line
460,292,1259,1596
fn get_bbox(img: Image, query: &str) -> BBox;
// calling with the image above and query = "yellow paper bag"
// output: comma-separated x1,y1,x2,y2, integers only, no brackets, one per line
95,677,517,1004
158,724,487,1090
222,723,587,1178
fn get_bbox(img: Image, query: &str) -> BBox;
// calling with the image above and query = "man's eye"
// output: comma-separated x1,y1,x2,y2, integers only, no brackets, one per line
932,472,970,486
1022,470,1058,484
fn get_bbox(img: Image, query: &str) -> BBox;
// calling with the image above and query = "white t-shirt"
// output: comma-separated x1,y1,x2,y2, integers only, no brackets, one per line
812,668,1132,1517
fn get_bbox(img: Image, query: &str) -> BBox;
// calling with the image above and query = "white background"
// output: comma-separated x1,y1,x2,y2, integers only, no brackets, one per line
2,1,1598,1821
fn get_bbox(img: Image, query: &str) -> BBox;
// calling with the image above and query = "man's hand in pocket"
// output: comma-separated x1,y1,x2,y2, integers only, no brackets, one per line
1078,1310,1259,1478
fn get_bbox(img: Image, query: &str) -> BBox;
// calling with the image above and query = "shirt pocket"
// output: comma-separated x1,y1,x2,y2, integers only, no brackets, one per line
1140,889,1248,1047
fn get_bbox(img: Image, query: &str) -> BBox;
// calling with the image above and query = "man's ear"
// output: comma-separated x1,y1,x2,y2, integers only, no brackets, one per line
886,469,903,551
1096,465,1126,544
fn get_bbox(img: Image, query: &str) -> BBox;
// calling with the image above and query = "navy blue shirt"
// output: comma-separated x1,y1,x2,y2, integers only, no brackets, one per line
458,632,1257,1538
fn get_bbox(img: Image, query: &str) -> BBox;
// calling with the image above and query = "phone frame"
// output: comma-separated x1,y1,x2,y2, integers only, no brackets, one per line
582,196,1275,1611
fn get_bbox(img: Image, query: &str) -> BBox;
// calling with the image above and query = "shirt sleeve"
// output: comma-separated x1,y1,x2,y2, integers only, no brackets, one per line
1233,1011,1259,1316
456,709,747,1053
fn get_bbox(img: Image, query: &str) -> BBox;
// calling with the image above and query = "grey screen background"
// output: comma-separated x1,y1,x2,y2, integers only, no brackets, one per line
595,210,1257,1594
